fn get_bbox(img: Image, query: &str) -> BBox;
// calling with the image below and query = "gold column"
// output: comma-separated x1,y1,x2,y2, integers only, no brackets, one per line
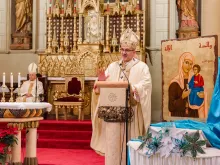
47,14,53,54
78,13,83,44
104,12,111,53
121,12,125,33
73,13,78,51
59,14,65,53
135,9,142,52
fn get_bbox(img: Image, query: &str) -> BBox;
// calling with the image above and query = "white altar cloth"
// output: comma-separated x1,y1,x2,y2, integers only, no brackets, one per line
128,126,220,165
128,143,220,165
0,102,52,112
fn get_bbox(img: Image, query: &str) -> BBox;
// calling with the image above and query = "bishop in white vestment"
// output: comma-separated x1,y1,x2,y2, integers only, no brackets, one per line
90,28,152,161
17,63,44,102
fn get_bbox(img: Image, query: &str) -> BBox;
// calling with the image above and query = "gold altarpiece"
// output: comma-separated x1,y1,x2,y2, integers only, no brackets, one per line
38,0,145,118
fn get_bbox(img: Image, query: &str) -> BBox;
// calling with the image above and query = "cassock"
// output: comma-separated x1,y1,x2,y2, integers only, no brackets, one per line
90,58,152,155
17,80,44,102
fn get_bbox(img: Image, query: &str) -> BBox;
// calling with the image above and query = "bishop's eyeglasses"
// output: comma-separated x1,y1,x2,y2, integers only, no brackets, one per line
120,48,135,53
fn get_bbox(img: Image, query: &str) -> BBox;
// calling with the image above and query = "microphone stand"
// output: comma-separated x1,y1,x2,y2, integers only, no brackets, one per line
119,63,130,165
35,69,38,102
125,82,130,165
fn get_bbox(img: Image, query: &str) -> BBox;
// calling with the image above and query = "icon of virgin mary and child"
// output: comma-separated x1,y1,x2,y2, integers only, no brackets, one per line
168,52,207,118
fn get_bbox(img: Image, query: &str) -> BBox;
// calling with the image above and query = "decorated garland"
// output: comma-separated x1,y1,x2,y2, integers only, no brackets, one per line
137,126,206,159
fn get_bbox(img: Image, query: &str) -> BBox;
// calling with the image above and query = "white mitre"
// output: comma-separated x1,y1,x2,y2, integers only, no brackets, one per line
28,62,38,74
120,28,139,50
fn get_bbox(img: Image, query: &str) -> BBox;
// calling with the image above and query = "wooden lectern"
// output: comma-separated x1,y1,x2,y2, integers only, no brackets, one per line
95,81,133,165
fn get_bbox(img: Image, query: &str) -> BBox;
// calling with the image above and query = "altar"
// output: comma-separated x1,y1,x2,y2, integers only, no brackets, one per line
36,0,146,119
0,102,52,165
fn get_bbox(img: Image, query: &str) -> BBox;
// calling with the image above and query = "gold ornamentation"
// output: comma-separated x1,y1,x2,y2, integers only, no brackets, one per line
35,109,43,117
1,86,6,102
7,123,24,131
24,121,39,128
9,88,14,102
66,0,73,17
41,0,146,117
3,109,15,118
29,109,36,117
126,0,134,15
52,27,58,53
22,109,31,118
53,0,61,17
98,106,134,122
111,25,118,53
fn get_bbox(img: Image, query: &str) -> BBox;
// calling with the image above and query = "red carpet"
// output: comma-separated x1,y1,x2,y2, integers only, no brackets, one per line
37,120,92,149
37,148,104,165
0,120,105,165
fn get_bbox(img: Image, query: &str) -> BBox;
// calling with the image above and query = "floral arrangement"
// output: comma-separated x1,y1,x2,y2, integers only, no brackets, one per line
137,125,206,159
0,127,18,165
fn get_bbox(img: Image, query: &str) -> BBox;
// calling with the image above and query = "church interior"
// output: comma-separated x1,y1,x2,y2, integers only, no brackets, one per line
0,0,220,165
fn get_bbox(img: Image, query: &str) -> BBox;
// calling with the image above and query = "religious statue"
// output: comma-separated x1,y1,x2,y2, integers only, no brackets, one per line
10,0,33,49
84,10,101,44
15,0,33,33
177,0,198,29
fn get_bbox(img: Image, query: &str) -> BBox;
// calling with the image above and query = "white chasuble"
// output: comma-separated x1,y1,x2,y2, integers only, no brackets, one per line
90,58,152,156
17,80,44,102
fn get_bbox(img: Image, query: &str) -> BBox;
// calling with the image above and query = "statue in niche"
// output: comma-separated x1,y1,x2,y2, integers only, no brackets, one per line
15,0,32,33
177,0,199,29
10,0,33,49
84,10,101,44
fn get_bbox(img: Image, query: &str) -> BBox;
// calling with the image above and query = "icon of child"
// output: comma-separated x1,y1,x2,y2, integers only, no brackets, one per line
188,64,204,106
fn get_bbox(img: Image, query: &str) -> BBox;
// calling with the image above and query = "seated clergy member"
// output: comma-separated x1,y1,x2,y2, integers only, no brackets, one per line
90,28,152,154
17,63,44,102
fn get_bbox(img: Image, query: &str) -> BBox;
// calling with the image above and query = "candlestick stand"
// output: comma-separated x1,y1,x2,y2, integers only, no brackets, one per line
1,86,6,102
9,87,14,102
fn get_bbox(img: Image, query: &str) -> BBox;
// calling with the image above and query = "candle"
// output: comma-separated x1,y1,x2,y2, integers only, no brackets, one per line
3,72,5,87
49,0,52,14
107,0,110,11
10,73,13,88
137,0,140,9
74,0,76,13
18,73,21,88
62,0,64,14
45,1,47,14
122,0,125,11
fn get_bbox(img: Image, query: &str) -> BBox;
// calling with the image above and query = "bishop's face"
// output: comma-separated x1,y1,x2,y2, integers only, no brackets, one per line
120,45,136,62
29,73,36,81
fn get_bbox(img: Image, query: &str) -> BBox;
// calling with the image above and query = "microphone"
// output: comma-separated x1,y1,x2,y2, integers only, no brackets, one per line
35,68,38,102
118,63,129,83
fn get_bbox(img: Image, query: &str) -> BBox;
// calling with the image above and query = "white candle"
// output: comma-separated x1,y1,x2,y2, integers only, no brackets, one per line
10,73,13,88
3,72,5,87
45,1,47,15
18,73,21,88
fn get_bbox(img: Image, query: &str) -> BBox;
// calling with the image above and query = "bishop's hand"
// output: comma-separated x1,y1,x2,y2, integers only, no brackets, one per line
97,67,109,81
